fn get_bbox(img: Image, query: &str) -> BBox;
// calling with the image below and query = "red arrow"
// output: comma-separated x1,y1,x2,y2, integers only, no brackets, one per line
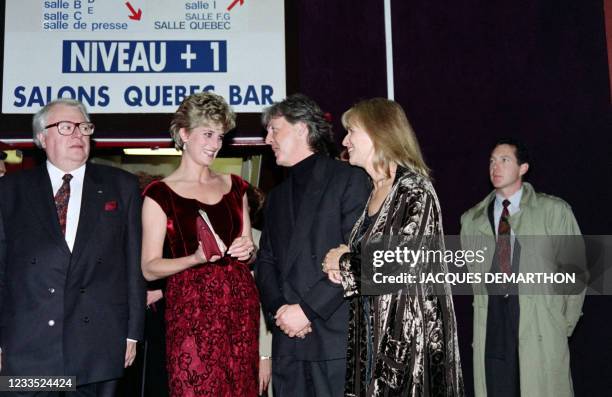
125,2,142,21
227,0,244,11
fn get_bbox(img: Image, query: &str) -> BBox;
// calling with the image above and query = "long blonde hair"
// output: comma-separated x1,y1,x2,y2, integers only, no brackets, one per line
341,98,430,177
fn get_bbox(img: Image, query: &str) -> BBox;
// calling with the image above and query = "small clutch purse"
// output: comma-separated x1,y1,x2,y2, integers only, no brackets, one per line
196,209,224,258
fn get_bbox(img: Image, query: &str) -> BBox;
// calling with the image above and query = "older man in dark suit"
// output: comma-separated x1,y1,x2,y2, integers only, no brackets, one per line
0,99,145,396
256,94,370,396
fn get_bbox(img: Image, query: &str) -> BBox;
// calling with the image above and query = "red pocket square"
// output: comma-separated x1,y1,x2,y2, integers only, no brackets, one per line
104,200,118,211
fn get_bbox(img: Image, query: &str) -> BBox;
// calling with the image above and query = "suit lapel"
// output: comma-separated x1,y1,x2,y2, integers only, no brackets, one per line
71,165,105,266
282,156,331,278
486,199,496,235
28,166,71,255
475,196,495,236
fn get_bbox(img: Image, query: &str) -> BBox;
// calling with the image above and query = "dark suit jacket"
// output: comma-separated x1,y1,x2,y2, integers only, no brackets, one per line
256,155,369,361
0,163,145,385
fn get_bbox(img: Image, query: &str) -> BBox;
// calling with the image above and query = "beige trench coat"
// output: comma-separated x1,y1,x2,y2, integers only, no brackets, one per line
460,182,586,397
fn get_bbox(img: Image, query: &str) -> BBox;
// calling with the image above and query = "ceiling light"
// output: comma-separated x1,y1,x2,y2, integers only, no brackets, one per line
123,148,182,156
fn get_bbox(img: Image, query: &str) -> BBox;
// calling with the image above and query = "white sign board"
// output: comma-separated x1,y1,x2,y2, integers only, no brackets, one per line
2,0,286,113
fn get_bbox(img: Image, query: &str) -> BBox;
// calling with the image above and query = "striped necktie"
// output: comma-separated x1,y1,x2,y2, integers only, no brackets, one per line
497,199,512,275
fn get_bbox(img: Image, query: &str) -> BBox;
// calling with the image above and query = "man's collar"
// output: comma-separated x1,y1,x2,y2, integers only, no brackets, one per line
47,160,86,180
289,153,318,176
495,186,523,208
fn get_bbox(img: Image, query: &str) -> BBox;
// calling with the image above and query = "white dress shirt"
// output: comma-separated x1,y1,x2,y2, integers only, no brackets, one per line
47,161,86,251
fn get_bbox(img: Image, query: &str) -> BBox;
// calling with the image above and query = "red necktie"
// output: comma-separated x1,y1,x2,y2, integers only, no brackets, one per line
55,174,73,235
497,199,512,275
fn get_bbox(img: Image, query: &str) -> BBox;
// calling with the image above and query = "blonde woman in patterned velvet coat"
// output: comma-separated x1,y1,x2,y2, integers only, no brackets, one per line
323,98,464,396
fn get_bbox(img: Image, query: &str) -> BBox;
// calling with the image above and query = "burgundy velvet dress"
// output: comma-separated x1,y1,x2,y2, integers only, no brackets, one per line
143,175,259,397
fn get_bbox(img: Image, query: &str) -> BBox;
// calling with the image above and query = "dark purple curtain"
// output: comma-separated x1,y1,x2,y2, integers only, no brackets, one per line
294,1,612,395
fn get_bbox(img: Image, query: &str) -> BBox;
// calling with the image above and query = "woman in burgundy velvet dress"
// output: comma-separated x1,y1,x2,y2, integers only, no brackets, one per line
141,92,259,397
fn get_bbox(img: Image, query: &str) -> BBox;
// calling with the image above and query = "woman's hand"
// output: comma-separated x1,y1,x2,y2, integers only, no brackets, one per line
327,269,342,284
227,236,256,262
193,242,221,264
258,357,272,395
322,244,350,284
146,289,163,307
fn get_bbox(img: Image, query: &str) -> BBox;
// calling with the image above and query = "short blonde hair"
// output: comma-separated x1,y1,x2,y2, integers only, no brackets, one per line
341,98,430,177
170,92,236,150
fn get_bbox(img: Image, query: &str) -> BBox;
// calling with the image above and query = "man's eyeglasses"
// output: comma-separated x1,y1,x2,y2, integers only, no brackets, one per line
45,121,95,136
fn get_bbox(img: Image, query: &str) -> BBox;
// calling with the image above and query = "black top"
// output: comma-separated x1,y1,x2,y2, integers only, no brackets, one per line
289,153,319,219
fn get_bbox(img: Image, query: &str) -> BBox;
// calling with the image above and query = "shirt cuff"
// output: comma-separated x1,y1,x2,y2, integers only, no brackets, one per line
127,338,138,343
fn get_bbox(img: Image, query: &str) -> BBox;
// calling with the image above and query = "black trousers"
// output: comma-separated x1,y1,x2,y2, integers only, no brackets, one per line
139,303,169,397
485,295,520,397
272,356,346,397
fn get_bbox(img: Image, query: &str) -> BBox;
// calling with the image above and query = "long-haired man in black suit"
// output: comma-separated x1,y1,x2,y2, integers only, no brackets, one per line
256,94,370,396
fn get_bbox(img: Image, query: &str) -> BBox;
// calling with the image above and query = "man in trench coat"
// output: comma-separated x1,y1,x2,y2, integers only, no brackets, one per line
461,138,585,397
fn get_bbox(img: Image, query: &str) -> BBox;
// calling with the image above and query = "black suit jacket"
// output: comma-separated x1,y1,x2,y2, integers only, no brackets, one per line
0,163,145,385
256,155,370,361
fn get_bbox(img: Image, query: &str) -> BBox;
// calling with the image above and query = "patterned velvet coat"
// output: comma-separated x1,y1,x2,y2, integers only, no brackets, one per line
339,166,464,396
